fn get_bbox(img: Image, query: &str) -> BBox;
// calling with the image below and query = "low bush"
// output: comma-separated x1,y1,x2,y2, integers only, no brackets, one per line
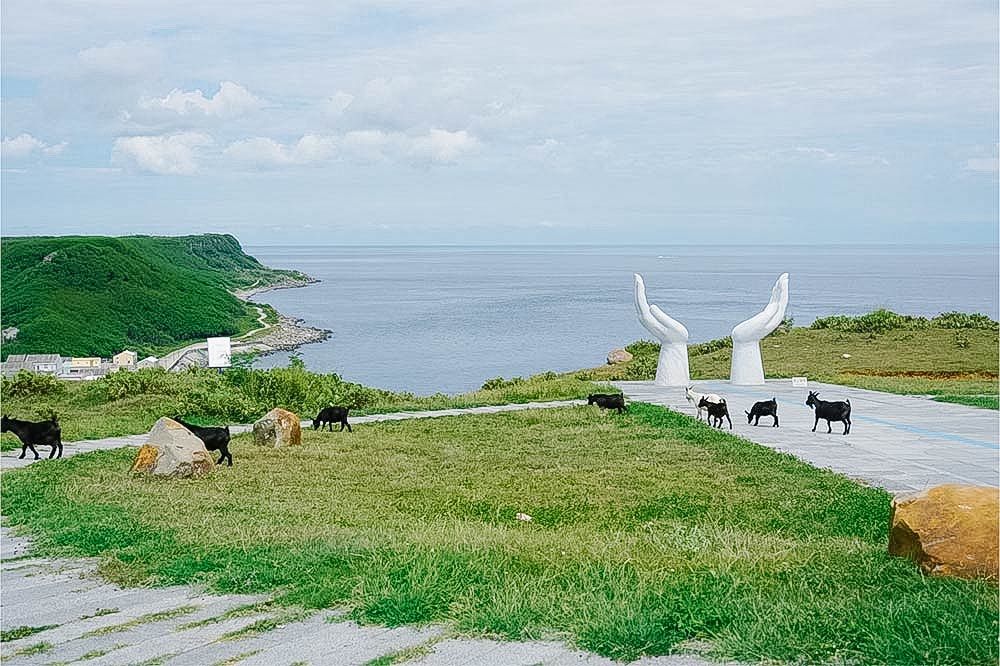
933,312,999,330
0,370,67,398
811,309,998,334
480,376,526,391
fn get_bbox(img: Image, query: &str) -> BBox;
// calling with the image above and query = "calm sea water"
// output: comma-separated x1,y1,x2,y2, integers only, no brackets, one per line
246,245,999,395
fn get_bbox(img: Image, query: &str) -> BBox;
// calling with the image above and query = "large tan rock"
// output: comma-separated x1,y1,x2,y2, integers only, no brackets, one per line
131,417,214,478
252,408,302,448
607,348,634,365
889,484,999,581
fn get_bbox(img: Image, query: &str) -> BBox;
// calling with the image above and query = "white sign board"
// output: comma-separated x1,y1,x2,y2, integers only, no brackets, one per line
206,337,232,368
791,376,808,387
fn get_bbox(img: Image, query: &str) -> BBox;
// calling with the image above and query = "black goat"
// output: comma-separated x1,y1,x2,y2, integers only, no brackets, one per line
805,391,851,435
698,397,732,429
173,417,232,465
313,406,351,432
1,415,62,460
746,398,779,427
587,393,627,414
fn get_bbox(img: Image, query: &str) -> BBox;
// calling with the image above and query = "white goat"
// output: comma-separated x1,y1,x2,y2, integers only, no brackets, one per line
685,386,723,421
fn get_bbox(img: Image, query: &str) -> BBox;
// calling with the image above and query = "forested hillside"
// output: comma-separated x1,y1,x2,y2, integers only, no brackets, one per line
1,234,310,358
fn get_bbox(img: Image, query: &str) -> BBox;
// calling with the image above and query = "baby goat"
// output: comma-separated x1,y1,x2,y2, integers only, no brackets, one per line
746,398,779,427
1,415,62,459
587,394,627,414
313,406,352,432
805,391,852,435
685,386,723,422
173,417,233,465
697,397,732,429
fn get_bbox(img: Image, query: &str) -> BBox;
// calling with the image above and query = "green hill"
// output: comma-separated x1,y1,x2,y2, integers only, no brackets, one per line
1,234,311,358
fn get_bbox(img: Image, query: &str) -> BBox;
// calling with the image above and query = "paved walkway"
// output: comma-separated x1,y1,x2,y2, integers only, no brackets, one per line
1,400,732,666
614,379,999,493
0,537,728,666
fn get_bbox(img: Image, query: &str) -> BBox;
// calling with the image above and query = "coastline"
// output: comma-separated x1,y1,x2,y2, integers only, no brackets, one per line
232,276,331,359
164,276,331,371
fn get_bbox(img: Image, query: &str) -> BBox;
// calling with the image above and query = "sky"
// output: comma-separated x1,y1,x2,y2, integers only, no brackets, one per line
1,1,998,245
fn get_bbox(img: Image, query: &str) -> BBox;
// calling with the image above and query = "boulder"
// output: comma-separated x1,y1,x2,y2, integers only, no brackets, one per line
131,417,214,478
889,484,999,581
607,348,634,365
253,408,302,448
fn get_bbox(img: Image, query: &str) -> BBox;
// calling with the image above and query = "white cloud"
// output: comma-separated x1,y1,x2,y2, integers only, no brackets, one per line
1,133,68,158
112,132,213,175
140,82,263,119
224,134,336,166
409,129,480,163
226,129,479,168
78,40,163,78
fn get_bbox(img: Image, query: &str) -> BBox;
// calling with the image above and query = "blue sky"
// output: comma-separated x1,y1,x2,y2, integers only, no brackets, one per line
1,1,997,245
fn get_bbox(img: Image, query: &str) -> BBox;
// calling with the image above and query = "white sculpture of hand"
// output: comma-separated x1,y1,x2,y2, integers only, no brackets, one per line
730,272,789,385
634,273,690,386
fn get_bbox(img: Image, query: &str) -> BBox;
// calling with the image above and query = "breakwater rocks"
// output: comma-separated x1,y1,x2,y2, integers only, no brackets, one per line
254,314,331,352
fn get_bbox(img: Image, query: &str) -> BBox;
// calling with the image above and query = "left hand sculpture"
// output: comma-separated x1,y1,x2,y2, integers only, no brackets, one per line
730,273,789,385
634,273,690,386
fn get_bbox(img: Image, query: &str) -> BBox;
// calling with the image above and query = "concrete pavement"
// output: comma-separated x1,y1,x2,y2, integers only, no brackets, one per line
614,379,999,493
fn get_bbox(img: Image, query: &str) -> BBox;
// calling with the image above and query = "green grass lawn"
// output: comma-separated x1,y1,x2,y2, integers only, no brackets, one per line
3,404,995,664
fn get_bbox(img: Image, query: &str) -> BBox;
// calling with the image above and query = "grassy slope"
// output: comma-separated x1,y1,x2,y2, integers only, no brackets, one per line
0,369,601,444
3,405,995,664
0,234,308,359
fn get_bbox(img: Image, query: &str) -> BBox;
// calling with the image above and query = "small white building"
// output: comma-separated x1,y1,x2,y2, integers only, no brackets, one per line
1,354,62,377
136,356,160,370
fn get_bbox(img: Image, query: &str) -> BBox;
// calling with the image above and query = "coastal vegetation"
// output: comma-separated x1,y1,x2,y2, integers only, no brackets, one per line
3,404,995,664
0,362,601,446
0,234,310,359
580,310,999,409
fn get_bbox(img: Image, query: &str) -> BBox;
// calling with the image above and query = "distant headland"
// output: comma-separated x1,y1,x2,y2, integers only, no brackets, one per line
0,234,326,367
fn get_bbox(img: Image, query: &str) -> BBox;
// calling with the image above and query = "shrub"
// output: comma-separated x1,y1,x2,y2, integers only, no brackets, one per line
480,376,525,391
809,309,999,334
933,312,999,330
0,370,66,399
689,337,732,356
624,340,660,357
94,367,185,400
811,309,930,334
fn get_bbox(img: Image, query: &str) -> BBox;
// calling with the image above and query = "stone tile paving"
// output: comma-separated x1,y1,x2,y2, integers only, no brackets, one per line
0,526,734,665
614,379,999,493
2,399,736,666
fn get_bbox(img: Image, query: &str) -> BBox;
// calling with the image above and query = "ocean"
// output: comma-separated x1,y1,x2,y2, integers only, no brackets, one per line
246,245,999,395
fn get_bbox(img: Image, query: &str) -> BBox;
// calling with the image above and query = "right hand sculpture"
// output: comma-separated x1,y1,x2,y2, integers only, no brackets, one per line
634,273,690,386
730,272,789,384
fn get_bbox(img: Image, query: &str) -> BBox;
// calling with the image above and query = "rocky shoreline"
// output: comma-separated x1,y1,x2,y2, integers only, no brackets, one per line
231,275,321,301
233,276,331,357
